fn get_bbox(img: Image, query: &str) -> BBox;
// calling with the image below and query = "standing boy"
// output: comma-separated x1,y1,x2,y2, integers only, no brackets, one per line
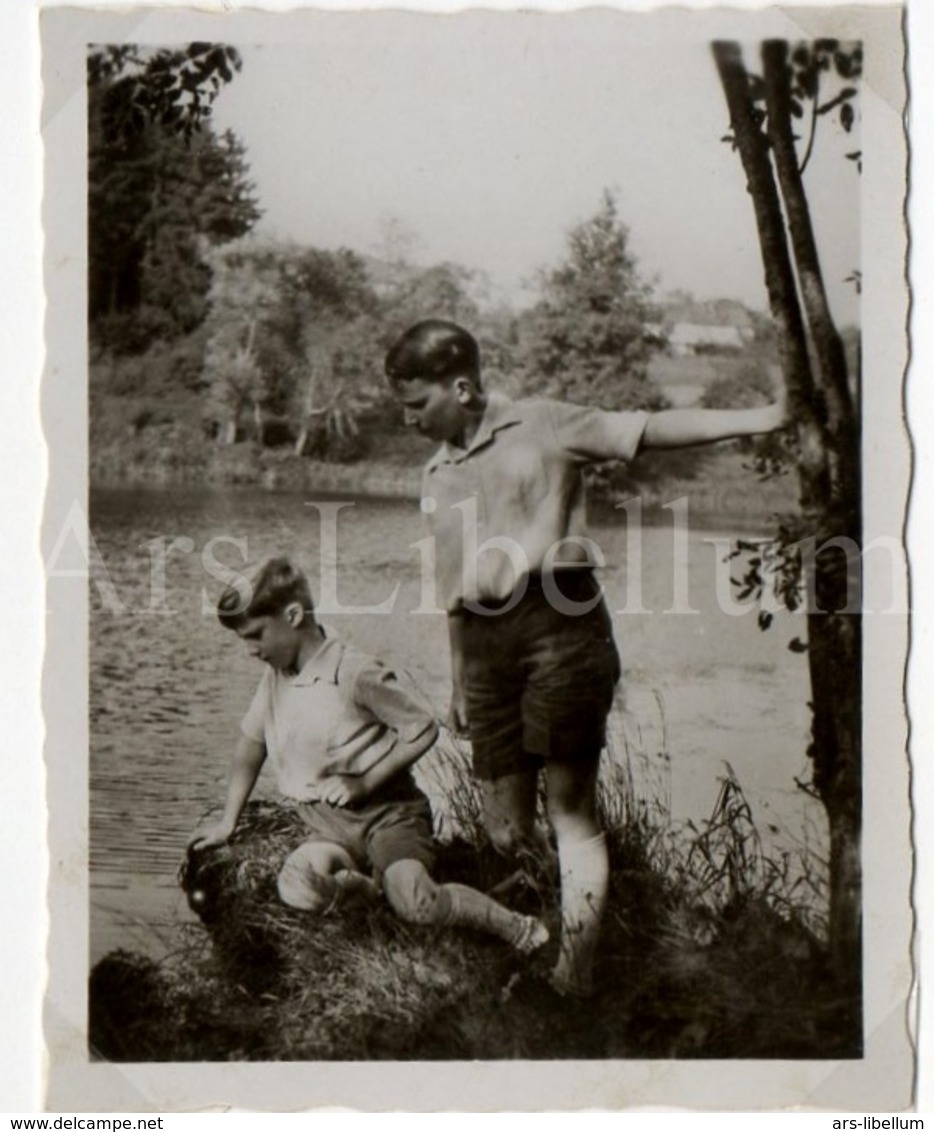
384,318,787,998
189,555,548,955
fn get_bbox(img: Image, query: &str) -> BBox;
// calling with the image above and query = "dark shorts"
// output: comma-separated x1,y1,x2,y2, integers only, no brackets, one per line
460,571,621,781
296,781,436,877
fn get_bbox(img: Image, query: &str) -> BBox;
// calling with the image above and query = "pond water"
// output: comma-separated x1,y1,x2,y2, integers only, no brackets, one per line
89,485,820,964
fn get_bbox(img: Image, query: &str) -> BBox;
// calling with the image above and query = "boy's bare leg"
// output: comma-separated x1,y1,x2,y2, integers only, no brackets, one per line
480,769,558,900
278,840,378,912
544,759,606,998
382,859,548,953
479,769,549,857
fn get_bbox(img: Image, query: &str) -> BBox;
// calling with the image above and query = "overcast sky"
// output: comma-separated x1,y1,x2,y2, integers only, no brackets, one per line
210,9,861,324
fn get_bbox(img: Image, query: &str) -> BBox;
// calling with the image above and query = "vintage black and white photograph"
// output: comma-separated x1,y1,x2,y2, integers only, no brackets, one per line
40,2,912,1112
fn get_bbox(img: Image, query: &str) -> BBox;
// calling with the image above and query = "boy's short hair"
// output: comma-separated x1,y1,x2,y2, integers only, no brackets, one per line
217,556,314,630
384,320,482,388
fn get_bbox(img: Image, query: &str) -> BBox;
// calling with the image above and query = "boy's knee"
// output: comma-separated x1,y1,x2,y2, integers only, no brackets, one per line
486,816,538,859
277,846,337,913
382,859,441,925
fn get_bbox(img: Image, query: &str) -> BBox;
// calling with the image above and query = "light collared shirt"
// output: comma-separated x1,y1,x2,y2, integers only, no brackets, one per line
241,634,436,801
423,393,648,611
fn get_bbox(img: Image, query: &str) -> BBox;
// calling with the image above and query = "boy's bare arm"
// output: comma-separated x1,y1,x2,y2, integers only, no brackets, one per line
320,721,440,808
188,734,267,848
640,401,786,450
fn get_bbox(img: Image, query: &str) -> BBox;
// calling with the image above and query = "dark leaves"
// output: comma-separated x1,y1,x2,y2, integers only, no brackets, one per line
840,102,855,132
834,46,863,80
725,525,808,624
89,42,242,148
788,638,809,654
797,64,819,101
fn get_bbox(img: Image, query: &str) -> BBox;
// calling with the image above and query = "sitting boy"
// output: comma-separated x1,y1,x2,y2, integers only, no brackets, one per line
384,318,788,998
188,555,548,955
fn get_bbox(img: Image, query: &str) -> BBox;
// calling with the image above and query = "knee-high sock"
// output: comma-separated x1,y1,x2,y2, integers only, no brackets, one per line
552,831,609,997
437,883,547,952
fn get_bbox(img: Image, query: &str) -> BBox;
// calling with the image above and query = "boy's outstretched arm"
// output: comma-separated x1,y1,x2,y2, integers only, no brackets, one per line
188,734,267,849
640,400,787,450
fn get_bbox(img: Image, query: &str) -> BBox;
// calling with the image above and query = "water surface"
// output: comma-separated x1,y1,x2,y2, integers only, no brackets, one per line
90,485,819,962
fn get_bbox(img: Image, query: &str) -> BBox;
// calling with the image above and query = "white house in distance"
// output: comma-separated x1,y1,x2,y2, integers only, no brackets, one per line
651,296,757,357
669,321,745,354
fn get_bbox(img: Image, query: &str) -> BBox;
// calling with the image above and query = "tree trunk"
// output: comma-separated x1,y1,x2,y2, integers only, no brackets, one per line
294,359,342,457
760,41,862,995
714,41,862,996
761,40,860,526
808,605,862,994
712,42,830,517
295,363,317,457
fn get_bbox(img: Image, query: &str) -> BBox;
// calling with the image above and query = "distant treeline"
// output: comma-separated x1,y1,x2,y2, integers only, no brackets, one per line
88,44,810,481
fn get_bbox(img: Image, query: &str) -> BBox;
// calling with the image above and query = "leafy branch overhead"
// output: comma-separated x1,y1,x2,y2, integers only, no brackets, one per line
89,43,243,146
720,39,862,175
88,43,261,347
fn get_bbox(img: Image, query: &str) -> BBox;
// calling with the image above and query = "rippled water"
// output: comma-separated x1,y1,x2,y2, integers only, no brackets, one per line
90,485,818,962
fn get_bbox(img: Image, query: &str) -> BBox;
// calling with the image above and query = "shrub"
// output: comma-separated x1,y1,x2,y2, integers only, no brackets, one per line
700,361,776,410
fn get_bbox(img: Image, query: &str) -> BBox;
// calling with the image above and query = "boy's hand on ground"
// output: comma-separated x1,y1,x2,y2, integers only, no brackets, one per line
321,774,368,808
188,820,235,851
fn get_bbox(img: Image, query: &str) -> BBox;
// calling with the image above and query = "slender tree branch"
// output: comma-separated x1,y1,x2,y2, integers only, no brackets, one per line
798,66,820,175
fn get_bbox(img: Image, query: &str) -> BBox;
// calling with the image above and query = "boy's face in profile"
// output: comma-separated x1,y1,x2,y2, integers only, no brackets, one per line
392,376,473,444
236,607,303,672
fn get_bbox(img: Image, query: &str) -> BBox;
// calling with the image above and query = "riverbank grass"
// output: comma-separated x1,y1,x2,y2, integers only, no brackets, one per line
89,729,858,1062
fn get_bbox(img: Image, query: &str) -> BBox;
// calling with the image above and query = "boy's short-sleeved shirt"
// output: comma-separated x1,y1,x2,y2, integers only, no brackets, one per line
240,635,436,802
422,393,648,611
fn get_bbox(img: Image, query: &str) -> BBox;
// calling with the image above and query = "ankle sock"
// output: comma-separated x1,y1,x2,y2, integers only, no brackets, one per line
442,883,548,952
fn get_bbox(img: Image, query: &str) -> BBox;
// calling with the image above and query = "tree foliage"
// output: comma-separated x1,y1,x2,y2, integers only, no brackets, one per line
201,242,280,443
88,44,261,352
382,262,481,336
201,239,384,454
177,225,505,457
88,43,244,143
515,191,663,411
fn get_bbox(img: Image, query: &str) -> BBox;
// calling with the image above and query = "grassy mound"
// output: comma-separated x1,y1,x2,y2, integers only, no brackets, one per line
89,732,861,1061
